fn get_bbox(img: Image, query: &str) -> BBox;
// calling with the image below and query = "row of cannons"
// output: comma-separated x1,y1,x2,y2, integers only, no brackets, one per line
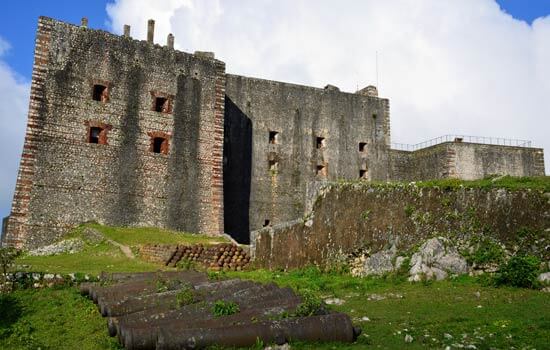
80,271,361,349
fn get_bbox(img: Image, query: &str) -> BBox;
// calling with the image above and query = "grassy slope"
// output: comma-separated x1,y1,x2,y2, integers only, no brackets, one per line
15,223,228,275
1,270,548,350
340,175,550,192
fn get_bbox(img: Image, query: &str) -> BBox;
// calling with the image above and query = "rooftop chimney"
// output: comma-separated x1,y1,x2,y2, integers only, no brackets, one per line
147,19,155,44
81,17,88,28
123,24,131,38
167,34,174,49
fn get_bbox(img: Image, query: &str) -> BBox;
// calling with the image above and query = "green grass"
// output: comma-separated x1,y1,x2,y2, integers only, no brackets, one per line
83,223,228,246
0,287,121,350
222,268,550,350
15,223,229,275
6,221,550,349
414,175,550,192
337,176,550,192
1,268,548,349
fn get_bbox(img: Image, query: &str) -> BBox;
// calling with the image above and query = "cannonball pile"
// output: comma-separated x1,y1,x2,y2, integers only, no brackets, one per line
166,243,251,271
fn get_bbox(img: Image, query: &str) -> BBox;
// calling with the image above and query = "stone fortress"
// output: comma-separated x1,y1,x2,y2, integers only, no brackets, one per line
1,17,545,248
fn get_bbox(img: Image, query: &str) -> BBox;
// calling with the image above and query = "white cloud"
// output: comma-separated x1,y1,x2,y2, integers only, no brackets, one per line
107,0,549,173
0,37,30,220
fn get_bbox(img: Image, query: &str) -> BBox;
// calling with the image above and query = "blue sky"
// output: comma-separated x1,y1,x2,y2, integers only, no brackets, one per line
0,0,550,221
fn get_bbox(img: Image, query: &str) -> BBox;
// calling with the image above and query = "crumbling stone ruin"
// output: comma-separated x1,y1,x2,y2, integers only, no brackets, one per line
2,17,545,248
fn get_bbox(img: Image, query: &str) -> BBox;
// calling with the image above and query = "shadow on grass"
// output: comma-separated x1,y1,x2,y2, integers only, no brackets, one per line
0,293,23,331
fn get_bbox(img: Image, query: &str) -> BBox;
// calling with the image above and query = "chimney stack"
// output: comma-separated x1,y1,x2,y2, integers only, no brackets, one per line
167,34,174,49
81,17,88,28
123,24,131,37
147,19,155,44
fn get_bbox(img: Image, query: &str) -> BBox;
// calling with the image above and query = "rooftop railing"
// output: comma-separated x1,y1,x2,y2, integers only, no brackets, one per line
391,135,533,152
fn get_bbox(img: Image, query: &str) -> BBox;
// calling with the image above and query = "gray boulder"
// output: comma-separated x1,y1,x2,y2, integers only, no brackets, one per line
409,237,469,281
361,247,396,276
538,272,550,284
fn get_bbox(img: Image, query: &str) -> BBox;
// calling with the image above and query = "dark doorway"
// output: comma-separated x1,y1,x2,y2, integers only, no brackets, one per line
223,97,252,244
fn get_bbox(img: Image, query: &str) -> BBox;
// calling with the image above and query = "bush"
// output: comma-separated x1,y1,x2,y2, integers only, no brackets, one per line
294,289,323,317
175,288,194,307
468,238,504,265
496,255,540,288
0,247,21,292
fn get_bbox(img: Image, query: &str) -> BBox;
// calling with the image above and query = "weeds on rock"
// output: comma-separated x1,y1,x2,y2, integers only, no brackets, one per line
212,300,240,317
175,287,194,307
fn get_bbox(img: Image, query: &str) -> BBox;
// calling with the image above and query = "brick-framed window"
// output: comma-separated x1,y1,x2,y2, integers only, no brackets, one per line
91,79,111,103
150,91,174,114
84,121,112,145
148,131,171,155
316,164,327,177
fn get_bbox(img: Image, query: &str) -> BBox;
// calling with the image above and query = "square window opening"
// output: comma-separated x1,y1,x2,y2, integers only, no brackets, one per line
372,113,378,120
360,169,368,179
316,137,326,149
359,142,367,152
316,164,327,176
88,127,103,144
154,97,169,113
269,131,279,144
263,219,271,227
153,137,167,154
93,85,107,102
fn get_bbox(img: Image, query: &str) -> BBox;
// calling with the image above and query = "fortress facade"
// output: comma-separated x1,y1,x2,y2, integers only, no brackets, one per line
2,17,545,248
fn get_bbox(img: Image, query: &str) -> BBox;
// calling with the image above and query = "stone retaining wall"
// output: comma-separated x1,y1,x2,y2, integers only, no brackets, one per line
252,183,550,269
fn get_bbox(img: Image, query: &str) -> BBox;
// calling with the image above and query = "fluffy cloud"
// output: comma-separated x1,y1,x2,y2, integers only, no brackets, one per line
0,37,30,219
108,0,550,172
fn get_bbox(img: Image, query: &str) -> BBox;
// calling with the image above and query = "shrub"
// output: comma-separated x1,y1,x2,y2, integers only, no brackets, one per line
496,255,540,288
0,247,21,292
294,289,323,317
212,300,240,317
468,238,504,265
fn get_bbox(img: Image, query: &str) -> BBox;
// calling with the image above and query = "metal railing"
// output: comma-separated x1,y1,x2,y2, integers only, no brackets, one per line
391,135,533,152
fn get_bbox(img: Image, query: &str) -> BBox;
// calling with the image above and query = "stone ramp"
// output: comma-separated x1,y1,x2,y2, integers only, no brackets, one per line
81,271,360,349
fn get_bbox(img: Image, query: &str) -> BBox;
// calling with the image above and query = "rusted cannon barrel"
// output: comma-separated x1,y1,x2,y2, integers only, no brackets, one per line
155,313,359,350
92,271,207,303
99,270,205,283
115,288,299,341
111,283,292,337
95,273,207,305
102,279,256,317
92,280,158,304
121,298,302,350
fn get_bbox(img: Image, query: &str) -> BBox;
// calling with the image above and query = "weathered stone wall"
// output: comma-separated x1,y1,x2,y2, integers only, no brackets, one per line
252,183,550,269
224,75,391,242
389,142,545,181
452,142,545,180
4,17,225,248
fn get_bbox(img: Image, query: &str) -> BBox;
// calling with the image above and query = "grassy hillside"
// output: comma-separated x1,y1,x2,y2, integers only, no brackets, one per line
15,223,228,275
3,212,549,349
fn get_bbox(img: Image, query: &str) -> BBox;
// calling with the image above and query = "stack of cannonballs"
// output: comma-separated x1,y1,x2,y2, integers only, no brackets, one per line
166,243,251,271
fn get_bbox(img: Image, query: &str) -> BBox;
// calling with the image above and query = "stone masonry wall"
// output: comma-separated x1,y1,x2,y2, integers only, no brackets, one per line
4,17,225,248
224,75,391,243
389,142,545,181
252,183,550,269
